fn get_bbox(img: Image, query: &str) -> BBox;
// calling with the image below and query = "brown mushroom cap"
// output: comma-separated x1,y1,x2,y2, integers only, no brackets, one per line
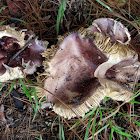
82,18,137,79
104,58,140,90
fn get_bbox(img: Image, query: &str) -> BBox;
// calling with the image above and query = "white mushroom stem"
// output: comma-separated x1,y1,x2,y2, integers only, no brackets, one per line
94,60,120,78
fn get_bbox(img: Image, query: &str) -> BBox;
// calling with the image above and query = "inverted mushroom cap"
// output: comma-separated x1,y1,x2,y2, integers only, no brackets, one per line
0,26,48,82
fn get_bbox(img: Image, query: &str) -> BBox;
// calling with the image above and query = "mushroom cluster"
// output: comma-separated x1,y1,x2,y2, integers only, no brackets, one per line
0,26,47,82
37,18,140,119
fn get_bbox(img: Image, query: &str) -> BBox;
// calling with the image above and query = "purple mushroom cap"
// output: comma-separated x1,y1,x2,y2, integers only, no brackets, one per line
37,18,139,119
89,18,131,45
44,33,108,107
0,26,47,81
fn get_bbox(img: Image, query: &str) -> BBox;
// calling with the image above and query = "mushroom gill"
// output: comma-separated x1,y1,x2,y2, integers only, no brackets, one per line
0,26,47,82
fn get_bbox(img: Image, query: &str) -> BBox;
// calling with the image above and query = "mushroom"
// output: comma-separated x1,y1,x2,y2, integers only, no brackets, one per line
86,18,131,45
83,18,140,90
37,18,140,119
0,26,48,82
38,33,108,119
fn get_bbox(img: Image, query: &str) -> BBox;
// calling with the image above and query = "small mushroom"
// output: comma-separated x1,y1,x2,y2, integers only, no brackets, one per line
0,26,48,82
37,18,140,119
87,18,131,45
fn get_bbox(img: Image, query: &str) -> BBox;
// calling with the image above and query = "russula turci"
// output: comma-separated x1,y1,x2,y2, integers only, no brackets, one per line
0,26,48,82
37,18,140,119
84,18,139,88
87,18,131,45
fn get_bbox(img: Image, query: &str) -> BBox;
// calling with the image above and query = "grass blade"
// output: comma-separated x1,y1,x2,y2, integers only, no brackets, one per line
56,0,66,35
129,100,140,104
118,111,140,126
10,18,28,25
32,87,38,121
61,119,65,140
19,78,32,102
111,125,132,137
94,124,109,136
70,107,97,130
110,128,114,140
0,6,7,13
0,20,7,25
92,109,99,134
87,3,93,26
95,0,114,13
59,116,62,140
109,120,132,137
132,92,140,99
59,116,65,140
84,110,95,140
9,82,14,93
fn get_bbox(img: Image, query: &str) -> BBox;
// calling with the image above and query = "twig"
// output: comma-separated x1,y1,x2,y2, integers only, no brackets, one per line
8,37,37,65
